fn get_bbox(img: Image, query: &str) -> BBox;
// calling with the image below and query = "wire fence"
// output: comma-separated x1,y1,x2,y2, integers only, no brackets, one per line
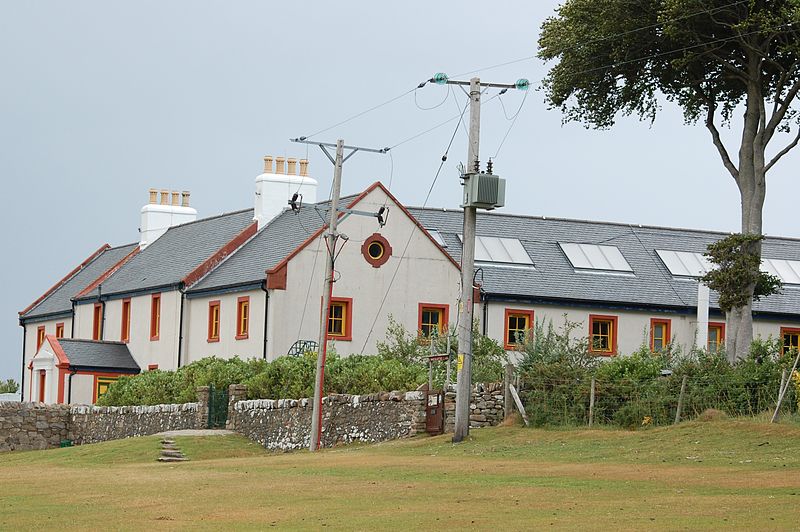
518,374,798,429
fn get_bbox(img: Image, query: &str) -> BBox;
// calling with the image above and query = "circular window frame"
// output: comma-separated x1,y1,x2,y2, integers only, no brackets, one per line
361,233,392,268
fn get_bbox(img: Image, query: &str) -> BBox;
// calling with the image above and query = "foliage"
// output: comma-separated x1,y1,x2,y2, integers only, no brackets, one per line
0,379,19,394
701,234,782,312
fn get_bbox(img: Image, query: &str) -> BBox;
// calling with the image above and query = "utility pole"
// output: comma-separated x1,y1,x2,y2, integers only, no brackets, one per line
290,137,388,451
428,74,528,443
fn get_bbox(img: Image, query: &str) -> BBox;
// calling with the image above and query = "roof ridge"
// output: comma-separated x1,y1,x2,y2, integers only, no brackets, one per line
164,207,254,230
59,338,127,346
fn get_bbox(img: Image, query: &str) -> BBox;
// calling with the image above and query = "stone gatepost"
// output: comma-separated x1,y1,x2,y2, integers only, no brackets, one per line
196,386,210,429
227,384,247,430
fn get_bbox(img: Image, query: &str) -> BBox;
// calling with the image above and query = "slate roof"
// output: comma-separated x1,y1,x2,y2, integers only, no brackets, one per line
408,207,800,317
21,243,138,321
58,339,140,372
78,209,255,299
187,195,359,293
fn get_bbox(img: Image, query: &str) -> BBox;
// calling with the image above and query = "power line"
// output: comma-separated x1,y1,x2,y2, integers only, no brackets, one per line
492,90,529,160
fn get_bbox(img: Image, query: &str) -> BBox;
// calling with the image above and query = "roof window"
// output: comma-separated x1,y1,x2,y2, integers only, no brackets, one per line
559,243,632,272
458,235,533,265
427,229,447,248
655,250,711,278
760,258,800,285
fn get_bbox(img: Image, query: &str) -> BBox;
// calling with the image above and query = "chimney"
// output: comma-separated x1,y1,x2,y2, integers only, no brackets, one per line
254,154,318,229
140,188,198,249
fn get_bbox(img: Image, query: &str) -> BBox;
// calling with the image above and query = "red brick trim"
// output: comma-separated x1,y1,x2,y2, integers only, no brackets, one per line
182,222,258,288
266,263,287,290
361,233,392,268
75,245,141,299
19,244,111,316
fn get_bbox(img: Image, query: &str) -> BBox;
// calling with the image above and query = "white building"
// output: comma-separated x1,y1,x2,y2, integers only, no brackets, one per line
17,156,800,403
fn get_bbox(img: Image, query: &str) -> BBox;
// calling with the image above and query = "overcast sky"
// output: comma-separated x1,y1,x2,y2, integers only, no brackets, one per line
1,1,798,381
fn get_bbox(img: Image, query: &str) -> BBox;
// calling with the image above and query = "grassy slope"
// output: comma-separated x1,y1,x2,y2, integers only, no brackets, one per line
1,419,799,530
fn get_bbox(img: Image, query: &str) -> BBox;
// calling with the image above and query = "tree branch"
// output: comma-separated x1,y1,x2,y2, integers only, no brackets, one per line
765,75,800,145
705,101,740,181
765,127,800,172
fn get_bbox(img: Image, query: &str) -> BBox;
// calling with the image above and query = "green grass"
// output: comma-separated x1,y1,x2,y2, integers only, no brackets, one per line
2,419,800,530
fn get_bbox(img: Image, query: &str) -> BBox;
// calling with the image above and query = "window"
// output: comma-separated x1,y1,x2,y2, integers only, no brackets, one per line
589,314,618,355
781,327,800,356
504,309,534,349
208,300,221,342
36,326,46,350
560,243,632,272
655,250,712,278
361,233,392,268
236,297,250,340
326,297,352,341
458,235,533,265
148,364,159,371
94,377,118,402
650,319,671,352
55,323,64,339
120,299,131,343
150,293,161,341
419,304,449,338
92,303,103,341
708,322,725,352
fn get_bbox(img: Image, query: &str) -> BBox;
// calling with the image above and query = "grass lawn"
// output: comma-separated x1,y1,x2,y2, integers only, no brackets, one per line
2,418,800,530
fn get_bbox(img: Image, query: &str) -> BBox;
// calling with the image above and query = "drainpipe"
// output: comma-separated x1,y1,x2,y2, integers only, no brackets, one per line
98,285,106,341
67,369,77,404
70,300,76,337
177,284,186,368
19,321,26,402
261,281,270,360
482,294,489,336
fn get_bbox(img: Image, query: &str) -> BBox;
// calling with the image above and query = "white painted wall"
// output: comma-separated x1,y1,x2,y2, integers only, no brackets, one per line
20,318,72,401
29,350,57,403
183,289,266,363
68,374,95,405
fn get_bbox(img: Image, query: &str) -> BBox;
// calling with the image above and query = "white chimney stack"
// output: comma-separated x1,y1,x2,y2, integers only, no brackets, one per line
140,188,198,249
254,155,318,229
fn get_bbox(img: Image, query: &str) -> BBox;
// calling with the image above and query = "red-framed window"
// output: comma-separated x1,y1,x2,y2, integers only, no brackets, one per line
781,327,800,356
55,323,65,339
708,322,725,352
504,308,534,349
208,300,221,342
92,303,103,341
236,296,250,340
418,303,449,339
650,318,671,352
36,326,46,350
150,293,161,341
326,297,353,341
120,298,131,343
589,314,618,356
148,364,159,371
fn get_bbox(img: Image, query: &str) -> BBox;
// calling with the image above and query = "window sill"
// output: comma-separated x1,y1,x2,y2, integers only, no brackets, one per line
235,334,249,341
326,335,352,342
150,336,160,342
207,338,220,343
589,350,616,357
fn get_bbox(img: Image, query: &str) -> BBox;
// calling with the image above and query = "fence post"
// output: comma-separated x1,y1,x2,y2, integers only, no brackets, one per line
588,377,596,428
674,375,688,425
772,351,800,423
504,363,513,421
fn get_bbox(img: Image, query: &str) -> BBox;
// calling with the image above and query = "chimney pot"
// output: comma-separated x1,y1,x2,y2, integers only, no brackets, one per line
263,156,273,174
275,157,285,175
287,158,297,175
149,189,158,204
182,191,190,207
160,189,169,205
171,191,180,206
299,159,309,177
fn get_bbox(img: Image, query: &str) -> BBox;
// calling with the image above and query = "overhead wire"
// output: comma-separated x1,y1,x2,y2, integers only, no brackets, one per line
492,89,529,160
414,85,451,110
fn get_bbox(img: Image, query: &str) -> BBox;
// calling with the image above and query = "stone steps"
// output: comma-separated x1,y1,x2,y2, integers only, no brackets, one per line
157,438,188,462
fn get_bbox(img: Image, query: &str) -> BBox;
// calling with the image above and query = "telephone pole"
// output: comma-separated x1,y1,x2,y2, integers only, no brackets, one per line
290,137,387,452
428,74,528,443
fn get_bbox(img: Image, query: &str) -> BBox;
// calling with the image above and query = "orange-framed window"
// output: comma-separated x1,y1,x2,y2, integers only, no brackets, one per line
708,322,725,352
92,303,103,341
326,297,353,341
150,293,161,341
418,303,449,339
781,327,800,356
148,364,159,371
120,298,131,343
650,318,671,352
55,323,65,339
504,308,534,349
236,296,250,340
208,300,221,342
36,326,46,350
93,376,118,403
589,314,618,356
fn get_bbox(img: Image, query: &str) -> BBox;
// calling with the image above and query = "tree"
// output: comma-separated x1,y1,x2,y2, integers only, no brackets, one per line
538,0,800,360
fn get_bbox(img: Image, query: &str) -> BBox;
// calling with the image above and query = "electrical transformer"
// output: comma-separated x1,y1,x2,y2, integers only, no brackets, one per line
461,172,506,210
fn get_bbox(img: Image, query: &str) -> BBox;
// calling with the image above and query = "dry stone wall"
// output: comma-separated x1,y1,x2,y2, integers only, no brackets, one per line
70,403,199,444
229,390,427,450
0,402,71,451
444,382,505,433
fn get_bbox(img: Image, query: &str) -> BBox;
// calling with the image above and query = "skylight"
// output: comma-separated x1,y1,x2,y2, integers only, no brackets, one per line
761,258,800,285
559,243,633,272
427,229,447,248
655,250,712,278
458,235,533,265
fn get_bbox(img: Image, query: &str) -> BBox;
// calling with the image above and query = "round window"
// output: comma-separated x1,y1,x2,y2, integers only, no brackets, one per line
368,241,384,260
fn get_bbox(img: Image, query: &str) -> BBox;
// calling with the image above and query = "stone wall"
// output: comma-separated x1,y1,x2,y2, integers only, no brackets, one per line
229,390,427,450
0,402,72,451
444,382,506,433
70,403,199,445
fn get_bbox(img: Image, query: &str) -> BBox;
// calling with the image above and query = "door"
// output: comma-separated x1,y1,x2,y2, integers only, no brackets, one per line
38,370,46,403
207,384,229,429
426,390,444,435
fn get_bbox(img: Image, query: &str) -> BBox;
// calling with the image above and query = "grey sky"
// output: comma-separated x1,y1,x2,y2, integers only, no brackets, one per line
2,1,798,381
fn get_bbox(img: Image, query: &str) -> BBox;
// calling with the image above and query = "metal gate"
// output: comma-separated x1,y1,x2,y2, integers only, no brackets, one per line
207,384,229,429
426,390,444,435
